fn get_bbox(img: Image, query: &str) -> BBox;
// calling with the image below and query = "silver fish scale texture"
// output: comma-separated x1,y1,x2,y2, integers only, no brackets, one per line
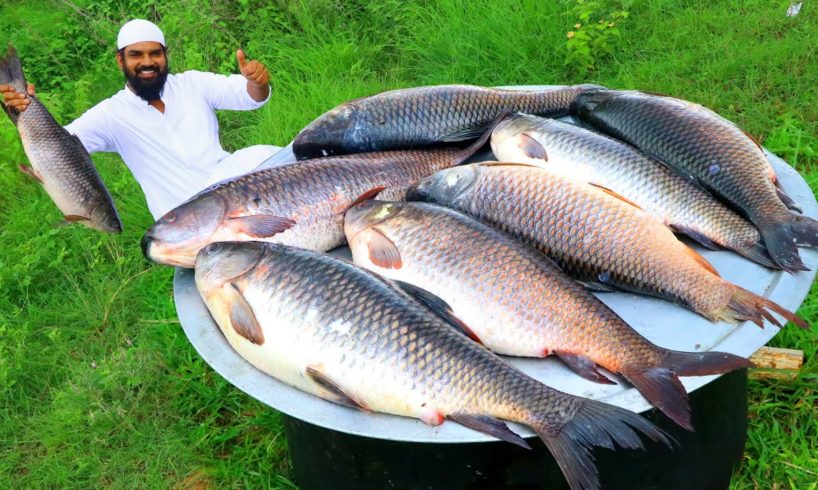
211,148,466,249
380,204,664,370
539,120,760,248
18,99,116,214
253,245,583,432
587,93,788,223
355,85,582,148
461,166,729,315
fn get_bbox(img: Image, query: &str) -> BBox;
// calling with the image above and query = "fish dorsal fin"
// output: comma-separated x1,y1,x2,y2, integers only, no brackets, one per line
452,109,512,164
448,413,530,449
367,228,402,269
683,245,720,277
741,128,765,154
345,186,386,213
394,280,482,344
669,224,720,251
588,183,644,211
516,133,548,160
226,215,296,238
68,133,88,152
478,162,537,169
225,282,265,344
306,365,370,411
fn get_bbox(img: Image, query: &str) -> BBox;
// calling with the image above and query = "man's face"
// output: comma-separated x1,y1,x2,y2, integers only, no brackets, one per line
117,41,169,102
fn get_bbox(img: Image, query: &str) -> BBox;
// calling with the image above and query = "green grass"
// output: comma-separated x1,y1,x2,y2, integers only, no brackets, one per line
0,0,816,488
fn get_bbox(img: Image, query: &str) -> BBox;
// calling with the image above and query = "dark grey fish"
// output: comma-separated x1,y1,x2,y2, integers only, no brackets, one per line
292,84,600,159
0,45,121,233
195,241,670,490
572,88,817,272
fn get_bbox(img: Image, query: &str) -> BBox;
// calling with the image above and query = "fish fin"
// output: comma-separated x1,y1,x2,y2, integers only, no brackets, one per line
67,133,89,153
668,224,720,251
682,244,720,277
570,87,615,115
345,186,386,213
226,215,296,238
515,133,548,160
453,109,512,164
449,414,531,449
775,184,802,213
729,241,781,270
366,228,402,269
64,214,91,222
554,351,616,385
722,286,809,329
225,282,265,344
18,163,43,183
0,45,25,124
578,280,621,293
393,280,481,344
533,399,672,490
440,126,488,142
620,369,692,431
478,162,541,169
588,183,644,211
741,128,765,155
756,218,811,272
306,365,370,411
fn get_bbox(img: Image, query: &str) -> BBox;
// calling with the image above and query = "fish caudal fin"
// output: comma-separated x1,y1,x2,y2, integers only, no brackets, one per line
0,45,26,124
622,350,753,431
757,217,811,272
533,400,671,490
721,286,808,329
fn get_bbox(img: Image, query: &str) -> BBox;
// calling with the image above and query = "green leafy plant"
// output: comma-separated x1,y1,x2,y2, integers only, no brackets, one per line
564,0,629,78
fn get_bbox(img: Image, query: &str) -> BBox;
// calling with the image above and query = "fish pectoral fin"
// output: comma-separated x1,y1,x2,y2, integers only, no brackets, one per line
440,126,487,142
393,280,482,344
18,163,43,183
554,351,617,385
682,244,720,277
226,215,296,238
449,413,531,449
587,183,644,211
669,224,720,251
224,282,265,345
577,280,620,293
345,186,386,213
306,365,370,412
367,228,402,269
63,214,91,222
516,133,547,161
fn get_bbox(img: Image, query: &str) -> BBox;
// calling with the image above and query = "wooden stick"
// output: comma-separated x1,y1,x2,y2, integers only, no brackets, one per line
748,346,804,381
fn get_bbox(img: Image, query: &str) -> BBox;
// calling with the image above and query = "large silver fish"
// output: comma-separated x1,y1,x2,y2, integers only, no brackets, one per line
142,127,492,267
195,241,669,490
0,45,121,233
572,88,818,272
292,84,600,159
490,113,775,268
344,200,752,430
406,163,807,329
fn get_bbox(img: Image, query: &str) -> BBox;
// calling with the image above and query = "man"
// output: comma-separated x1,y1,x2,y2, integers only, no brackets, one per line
1,19,280,220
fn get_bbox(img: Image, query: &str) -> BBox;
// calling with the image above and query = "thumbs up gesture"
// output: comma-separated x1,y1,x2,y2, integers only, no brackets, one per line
237,49,269,87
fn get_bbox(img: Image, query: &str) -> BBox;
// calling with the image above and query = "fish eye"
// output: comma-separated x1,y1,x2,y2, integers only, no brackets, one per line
163,211,176,223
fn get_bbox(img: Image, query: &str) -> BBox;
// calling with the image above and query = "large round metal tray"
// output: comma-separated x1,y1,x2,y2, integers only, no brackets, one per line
173,86,818,443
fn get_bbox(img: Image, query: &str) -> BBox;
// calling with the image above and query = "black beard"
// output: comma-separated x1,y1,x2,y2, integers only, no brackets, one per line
124,63,169,102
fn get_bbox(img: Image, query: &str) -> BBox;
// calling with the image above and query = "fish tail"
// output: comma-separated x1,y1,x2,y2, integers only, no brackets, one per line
0,45,26,124
533,400,671,490
721,285,809,329
757,217,810,272
621,350,752,431
730,240,781,270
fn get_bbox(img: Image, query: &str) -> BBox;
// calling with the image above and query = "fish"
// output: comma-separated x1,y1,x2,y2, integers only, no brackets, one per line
142,124,494,267
292,84,602,159
344,199,753,430
490,113,776,268
194,241,670,490
406,163,808,329
571,88,818,272
0,45,121,233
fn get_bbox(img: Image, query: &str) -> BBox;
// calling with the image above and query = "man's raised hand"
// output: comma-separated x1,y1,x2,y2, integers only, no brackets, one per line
237,49,269,87
1,83,35,113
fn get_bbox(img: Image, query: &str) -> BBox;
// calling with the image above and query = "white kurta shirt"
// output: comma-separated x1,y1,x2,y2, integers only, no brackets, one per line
64,71,269,218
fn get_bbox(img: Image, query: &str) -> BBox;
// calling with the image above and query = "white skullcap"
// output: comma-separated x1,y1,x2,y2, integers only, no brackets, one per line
117,19,165,50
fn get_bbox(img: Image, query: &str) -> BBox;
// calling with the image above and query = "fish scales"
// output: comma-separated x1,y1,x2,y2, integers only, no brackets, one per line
406,164,807,329
572,89,818,271
293,84,594,159
195,241,670,490
345,201,753,429
490,114,771,266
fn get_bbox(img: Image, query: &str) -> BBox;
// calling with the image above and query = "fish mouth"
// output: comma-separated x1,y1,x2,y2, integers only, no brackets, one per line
140,233,154,260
